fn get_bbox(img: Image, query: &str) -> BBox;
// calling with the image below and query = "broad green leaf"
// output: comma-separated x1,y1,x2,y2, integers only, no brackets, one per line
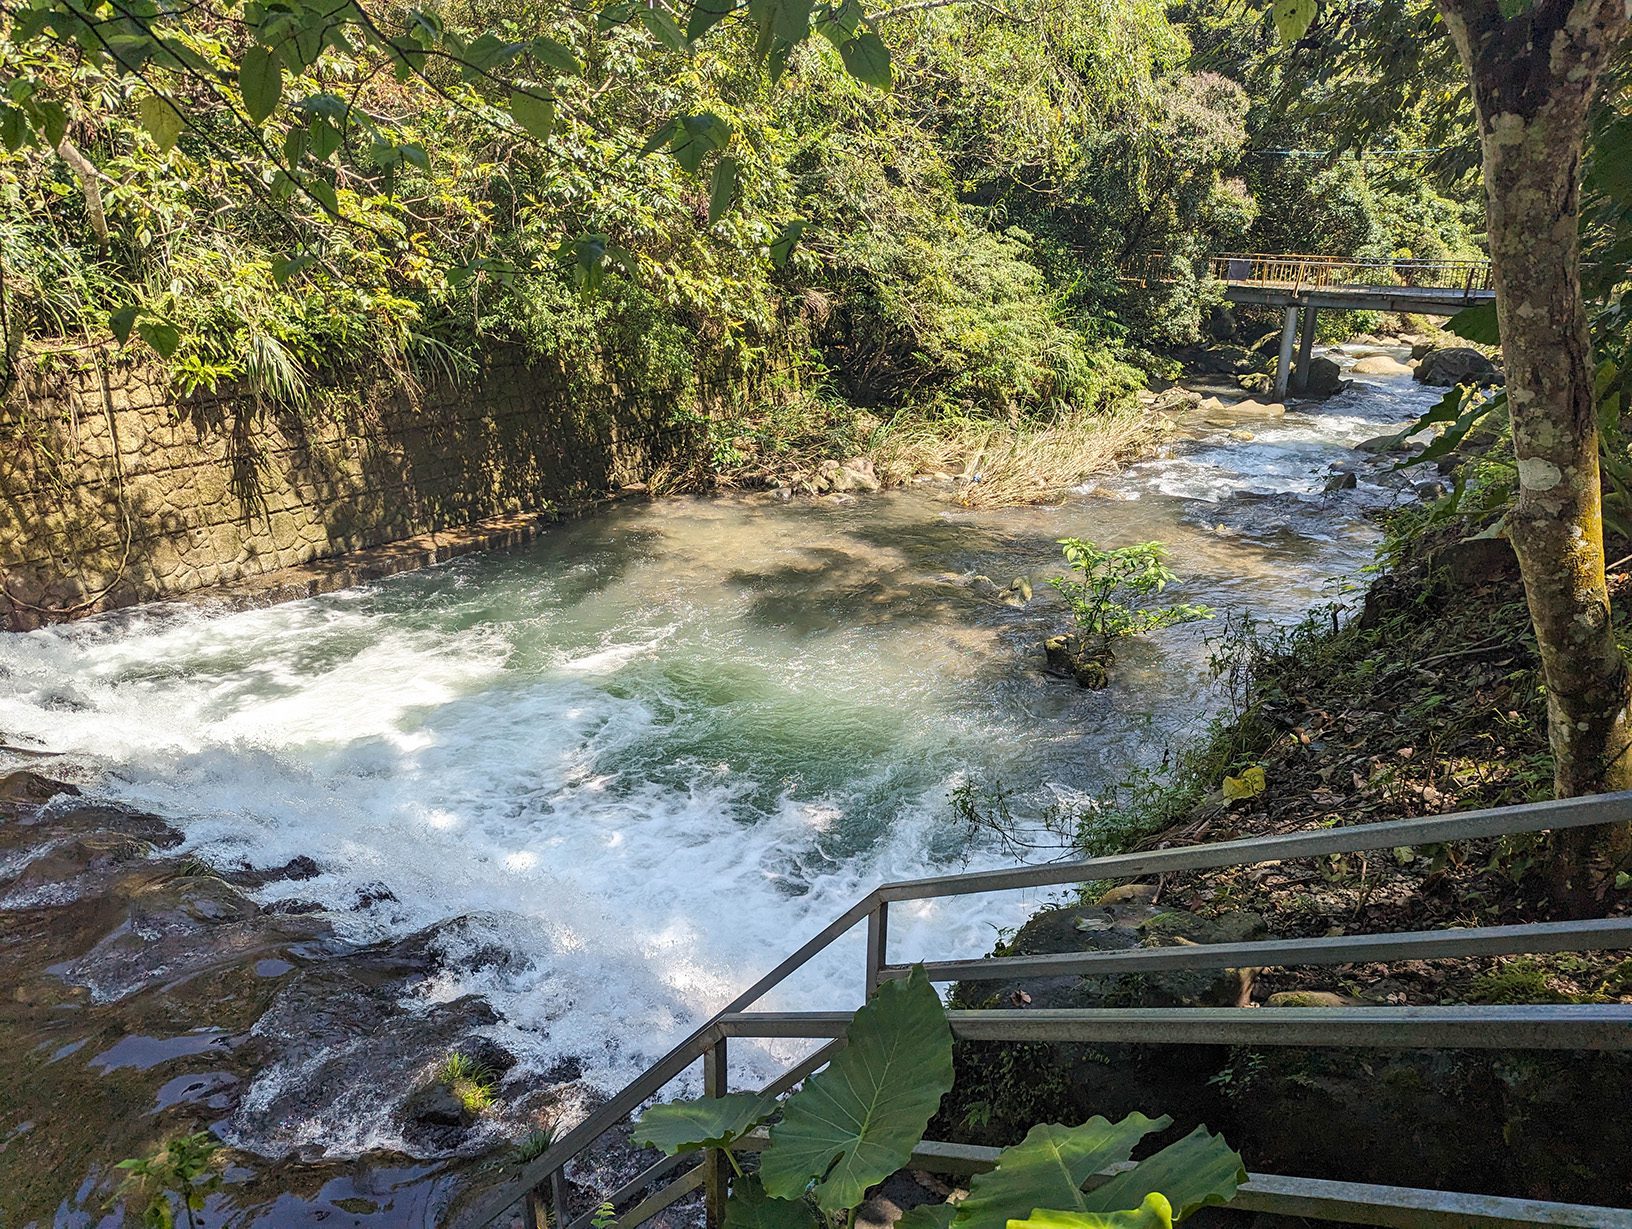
667,113,731,174
812,0,863,46
708,156,741,224
724,1175,825,1229
838,32,891,89
762,965,953,1214
35,99,67,147
898,1207,957,1229
641,117,682,156
0,106,25,152
1446,301,1500,346
686,0,740,43
1497,0,1533,16
770,219,805,267
510,90,555,140
307,178,339,216
136,319,181,358
108,305,139,344
952,1116,1170,1229
1082,1126,1244,1221
1270,0,1315,42
239,46,282,123
138,95,183,152
641,7,690,49
531,36,582,75
271,253,316,285
750,0,813,43
1010,1195,1174,1229
631,1090,775,1154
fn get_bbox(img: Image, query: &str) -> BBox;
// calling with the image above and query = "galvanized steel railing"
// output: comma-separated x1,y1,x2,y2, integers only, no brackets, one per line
460,793,1632,1229
1123,251,1495,296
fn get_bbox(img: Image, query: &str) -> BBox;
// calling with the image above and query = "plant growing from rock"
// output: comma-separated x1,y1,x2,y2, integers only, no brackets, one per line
113,1131,223,1229
439,1051,499,1114
1045,539,1212,689
630,967,1243,1229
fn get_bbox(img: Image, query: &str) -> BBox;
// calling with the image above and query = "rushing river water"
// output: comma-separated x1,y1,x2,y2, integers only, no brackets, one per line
0,347,1436,1144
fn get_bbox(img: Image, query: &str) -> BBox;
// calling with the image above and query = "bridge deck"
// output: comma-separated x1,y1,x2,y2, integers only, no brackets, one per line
1224,279,1494,315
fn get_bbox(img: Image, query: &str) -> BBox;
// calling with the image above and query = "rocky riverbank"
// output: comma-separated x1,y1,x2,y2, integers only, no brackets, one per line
934,520,1632,1206
0,768,596,1225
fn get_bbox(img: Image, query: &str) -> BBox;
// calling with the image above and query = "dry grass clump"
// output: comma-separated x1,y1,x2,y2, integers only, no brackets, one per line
872,402,1165,509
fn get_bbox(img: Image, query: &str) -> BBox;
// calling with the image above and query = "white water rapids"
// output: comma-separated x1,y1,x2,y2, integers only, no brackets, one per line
0,347,1440,1145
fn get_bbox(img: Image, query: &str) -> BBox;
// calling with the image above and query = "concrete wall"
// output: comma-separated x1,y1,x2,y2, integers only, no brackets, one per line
0,347,705,630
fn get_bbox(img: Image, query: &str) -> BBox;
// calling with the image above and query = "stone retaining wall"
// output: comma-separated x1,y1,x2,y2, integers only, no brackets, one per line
0,347,706,630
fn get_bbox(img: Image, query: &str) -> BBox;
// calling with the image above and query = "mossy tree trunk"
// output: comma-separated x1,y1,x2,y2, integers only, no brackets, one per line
1437,0,1632,904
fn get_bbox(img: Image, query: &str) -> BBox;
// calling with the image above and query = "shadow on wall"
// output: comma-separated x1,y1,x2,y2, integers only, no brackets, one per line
0,346,711,630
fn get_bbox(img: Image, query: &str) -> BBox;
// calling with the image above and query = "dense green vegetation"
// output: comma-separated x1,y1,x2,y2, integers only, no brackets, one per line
1,0,1484,477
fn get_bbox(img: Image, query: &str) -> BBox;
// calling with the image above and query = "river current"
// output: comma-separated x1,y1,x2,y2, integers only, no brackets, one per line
0,345,1437,1140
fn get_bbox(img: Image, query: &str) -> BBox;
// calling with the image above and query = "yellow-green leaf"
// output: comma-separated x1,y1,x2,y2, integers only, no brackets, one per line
1222,766,1266,801
239,46,283,124
138,95,183,152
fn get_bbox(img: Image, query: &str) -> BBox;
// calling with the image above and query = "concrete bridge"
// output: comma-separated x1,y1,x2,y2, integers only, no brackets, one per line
1128,253,1496,399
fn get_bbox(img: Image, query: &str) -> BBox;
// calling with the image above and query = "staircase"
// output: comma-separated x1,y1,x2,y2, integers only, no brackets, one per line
459,793,1632,1229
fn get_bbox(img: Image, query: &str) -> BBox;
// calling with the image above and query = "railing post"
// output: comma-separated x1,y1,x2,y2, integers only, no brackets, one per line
703,1037,730,1229
865,901,889,996
550,1169,569,1229
525,1189,549,1229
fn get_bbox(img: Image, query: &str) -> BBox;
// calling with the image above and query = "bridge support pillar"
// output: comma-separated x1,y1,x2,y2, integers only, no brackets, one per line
1292,306,1318,396
1273,304,1298,401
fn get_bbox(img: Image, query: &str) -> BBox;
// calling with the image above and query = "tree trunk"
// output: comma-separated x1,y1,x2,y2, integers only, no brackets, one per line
1437,0,1632,904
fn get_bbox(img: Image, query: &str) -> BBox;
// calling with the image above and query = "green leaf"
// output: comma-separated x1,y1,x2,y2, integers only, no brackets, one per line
751,0,814,43
1009,1195,1174,1229
510,90,555,140
812,0,863,46
239,46,283,124
1446,301,1500,346
838,31,891,88
686,0,739,43
770,219,805,267
531,36,582,75
951,1116,1170,1229
136,319,181,358
1497,0,1533,17
1270,0,1316,42
641,6,690,49
271,253,317,285
35,99,67,148
1081,1126,1244,1221
761,965,953,1215
724,1175,825,1229
898,1207,957,1229
631,1090,776,1154
138,95,183,152
307,178,340,216
708,156,741,224
667,113,731,173
108,305,139,343
0,106,27,152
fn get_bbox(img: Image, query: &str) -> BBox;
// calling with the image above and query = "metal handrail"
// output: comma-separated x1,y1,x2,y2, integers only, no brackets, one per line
1121,251,1495,294
460,791,1632,1229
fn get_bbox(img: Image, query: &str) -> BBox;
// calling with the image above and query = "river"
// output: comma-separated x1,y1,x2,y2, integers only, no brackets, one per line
0,344,1435,1181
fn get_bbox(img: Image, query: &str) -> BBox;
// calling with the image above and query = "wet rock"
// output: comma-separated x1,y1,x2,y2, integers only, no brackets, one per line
460,1035,520,1076
1414,347,1503,388
1300,356,1348,399
1350,354,1414,377
0,771,80,805
1414,479,1450,501
1236,372,1274,396
1323,472,1358,492
226,854,322,888
1043,634,1110,689
1411,339,1437,359
1229,429,1256,442
400,1081,476,1151
1356,433,1409,454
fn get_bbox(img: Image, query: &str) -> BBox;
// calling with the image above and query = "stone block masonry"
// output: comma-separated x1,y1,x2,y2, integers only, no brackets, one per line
0,346,708,630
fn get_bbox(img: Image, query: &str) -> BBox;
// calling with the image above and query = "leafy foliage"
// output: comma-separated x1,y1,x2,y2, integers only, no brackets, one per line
1051,539,1213,644
113,1132,223,1229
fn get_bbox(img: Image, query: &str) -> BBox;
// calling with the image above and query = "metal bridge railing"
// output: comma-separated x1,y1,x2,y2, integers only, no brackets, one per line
459,792,1632,1229
1123,251,1495,295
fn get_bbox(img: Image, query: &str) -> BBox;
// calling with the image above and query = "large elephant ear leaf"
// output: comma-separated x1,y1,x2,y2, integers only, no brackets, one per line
951,1116,1170,1229
631,1090,776,1155
761,965,953,1214
1007,1193,1175,1229
1080,1126,1243,1222
897,1206,956,1229
724,1174,825,1229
